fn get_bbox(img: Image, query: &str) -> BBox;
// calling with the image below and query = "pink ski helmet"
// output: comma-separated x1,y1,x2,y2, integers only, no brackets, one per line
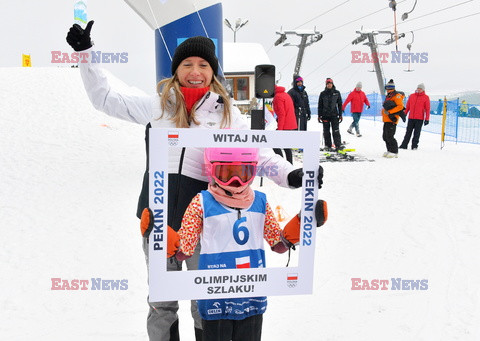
204,148,259,186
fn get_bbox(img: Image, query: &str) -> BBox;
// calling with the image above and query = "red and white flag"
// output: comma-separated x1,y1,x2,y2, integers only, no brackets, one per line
235,256,251,269
168,131,179,139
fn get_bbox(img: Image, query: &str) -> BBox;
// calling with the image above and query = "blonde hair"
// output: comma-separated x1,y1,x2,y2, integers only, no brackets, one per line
157,74,232,128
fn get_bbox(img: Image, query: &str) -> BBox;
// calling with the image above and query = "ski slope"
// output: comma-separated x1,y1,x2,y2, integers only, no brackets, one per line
1,67,479,340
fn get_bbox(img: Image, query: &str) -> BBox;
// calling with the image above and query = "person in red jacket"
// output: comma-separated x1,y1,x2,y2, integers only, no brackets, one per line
399,83,431,150
342,81,370,137
272,84,298,163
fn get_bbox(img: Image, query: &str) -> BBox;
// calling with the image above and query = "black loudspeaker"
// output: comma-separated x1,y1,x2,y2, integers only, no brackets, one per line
255,64,275,98
250,109,265,130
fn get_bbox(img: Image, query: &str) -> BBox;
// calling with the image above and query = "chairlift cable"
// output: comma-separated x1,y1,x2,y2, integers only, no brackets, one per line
269,1,406,75
379,0,474,30
323,0,407,34
339,63,364,89
278,55,298,73
304,43,351,78
412,11,480,32
293,0,351,30
309,62,355,93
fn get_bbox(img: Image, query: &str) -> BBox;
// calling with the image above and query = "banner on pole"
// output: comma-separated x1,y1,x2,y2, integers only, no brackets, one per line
264,101,277,130
148,128,320,302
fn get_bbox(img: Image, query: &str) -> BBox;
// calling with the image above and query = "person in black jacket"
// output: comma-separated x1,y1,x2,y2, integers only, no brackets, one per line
287,75,311,131
318,78,344,150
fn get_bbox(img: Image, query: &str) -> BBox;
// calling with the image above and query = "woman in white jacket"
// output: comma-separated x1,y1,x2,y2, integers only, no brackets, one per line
67,21,316,341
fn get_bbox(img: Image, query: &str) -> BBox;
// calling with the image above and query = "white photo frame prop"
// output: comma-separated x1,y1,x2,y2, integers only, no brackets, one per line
148,128,319,302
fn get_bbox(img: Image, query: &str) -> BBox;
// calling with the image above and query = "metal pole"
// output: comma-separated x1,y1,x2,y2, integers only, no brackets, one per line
293,35,308,78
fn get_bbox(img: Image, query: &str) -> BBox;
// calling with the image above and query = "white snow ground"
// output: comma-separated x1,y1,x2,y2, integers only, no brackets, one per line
1,67,480,340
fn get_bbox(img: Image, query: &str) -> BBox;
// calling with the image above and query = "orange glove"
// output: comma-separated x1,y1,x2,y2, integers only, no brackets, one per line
282,200,328,246
140,208,180,258
315,199,328,227
283,214,301,246
167,226,180,258
140,208,154,238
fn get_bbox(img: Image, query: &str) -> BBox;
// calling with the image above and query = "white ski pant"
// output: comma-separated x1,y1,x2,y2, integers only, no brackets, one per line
143,237,202,340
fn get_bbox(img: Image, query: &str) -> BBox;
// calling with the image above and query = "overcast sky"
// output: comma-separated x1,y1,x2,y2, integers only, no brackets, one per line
1,0,479,96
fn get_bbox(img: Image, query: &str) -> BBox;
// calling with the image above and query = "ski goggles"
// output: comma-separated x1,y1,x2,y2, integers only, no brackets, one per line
211,162,257,187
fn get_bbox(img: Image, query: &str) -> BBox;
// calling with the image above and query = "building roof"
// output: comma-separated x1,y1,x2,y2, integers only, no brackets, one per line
223,42,271,74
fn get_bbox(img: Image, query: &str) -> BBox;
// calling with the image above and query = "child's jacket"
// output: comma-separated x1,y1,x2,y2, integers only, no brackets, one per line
179,190,282,320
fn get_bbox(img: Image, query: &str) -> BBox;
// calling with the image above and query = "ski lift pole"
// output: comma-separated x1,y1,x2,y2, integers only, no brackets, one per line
366,34,386,100
293,35,308,78
274,29,322,80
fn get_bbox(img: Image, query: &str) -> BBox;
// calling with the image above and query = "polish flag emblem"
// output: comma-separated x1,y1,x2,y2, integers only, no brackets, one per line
168,131,179,146
287,273,298,288
235,256,251,269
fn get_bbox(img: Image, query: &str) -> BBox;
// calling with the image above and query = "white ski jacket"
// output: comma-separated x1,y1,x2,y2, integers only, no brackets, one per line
78,49,294,187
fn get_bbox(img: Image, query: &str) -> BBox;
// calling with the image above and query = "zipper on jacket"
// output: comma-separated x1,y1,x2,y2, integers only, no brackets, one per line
195,91,211,111
170,147,186,230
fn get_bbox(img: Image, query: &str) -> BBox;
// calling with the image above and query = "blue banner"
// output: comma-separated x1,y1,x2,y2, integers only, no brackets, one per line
154,2,223,82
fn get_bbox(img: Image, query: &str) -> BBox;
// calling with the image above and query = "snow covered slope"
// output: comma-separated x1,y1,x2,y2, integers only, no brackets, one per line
1,67,479,340
0,67,147,339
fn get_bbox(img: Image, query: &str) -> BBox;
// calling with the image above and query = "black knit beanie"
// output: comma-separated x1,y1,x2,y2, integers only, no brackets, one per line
171,36,219,76
385,79,395,90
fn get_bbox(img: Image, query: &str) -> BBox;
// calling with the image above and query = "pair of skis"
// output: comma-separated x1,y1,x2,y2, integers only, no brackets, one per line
292,148,375,162
320,148,375,162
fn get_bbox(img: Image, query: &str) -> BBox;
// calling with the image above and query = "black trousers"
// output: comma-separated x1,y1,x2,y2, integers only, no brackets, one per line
202,314,263,341
383,122,398,153
322,116,342,148
400,119,424,149
296,113,308,131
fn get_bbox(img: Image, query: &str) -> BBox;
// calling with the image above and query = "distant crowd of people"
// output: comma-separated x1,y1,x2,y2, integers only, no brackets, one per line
67,19,436,341
272,75,433,157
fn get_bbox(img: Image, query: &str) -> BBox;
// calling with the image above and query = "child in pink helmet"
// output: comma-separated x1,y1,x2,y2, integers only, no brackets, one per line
172,147,327,340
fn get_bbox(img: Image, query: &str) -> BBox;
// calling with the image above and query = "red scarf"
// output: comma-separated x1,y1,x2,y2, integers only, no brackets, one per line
180,87,209,114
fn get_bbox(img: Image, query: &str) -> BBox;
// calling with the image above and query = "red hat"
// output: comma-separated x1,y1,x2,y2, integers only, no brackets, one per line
326,78,333,84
